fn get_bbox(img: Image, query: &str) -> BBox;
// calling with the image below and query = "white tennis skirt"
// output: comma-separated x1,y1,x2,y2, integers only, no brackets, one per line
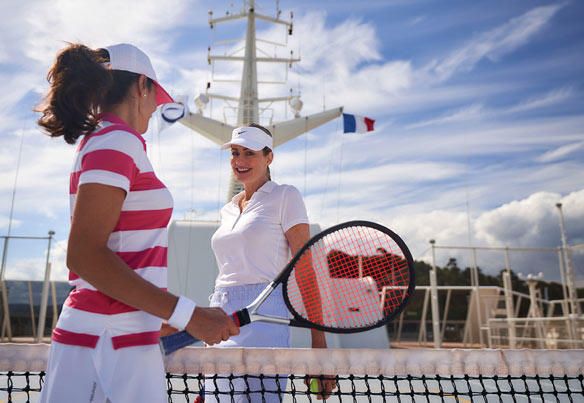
40,330,166,403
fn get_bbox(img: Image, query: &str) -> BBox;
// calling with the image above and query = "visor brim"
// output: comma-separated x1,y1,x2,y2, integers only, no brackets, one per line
221,138,268,151
154,81,174,105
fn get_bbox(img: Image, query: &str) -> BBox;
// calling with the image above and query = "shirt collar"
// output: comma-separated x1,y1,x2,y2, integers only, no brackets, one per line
97,112,145,145
257,180,276,193
99,112,128,126
230,181,276,205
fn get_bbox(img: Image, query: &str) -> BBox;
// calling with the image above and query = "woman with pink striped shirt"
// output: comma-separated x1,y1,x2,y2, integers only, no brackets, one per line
36,43,239,403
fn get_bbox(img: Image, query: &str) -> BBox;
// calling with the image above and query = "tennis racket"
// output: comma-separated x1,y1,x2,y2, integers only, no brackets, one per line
160,220,414,355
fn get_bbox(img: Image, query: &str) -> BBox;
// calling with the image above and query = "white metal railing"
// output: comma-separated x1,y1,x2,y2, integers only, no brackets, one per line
487,316,584,349
0,232,55,342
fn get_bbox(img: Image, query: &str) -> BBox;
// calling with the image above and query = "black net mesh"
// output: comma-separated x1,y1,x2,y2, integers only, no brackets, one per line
1,371,583,402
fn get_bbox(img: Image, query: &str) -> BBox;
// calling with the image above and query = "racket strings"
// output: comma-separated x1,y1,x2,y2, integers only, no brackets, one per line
287,225,412,330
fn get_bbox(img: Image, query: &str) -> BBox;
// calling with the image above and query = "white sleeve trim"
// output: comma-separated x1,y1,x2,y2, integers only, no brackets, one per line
79,170,130,193
282,218,310,234
280,185,309,233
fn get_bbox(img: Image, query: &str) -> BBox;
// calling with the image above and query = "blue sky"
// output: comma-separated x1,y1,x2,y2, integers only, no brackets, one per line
0,0,583,284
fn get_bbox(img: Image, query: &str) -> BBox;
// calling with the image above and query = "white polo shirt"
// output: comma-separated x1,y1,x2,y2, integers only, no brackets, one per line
211,181,309,288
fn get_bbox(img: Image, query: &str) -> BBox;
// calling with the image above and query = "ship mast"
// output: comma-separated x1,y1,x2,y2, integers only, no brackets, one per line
238,0,259,126
180,0,343,200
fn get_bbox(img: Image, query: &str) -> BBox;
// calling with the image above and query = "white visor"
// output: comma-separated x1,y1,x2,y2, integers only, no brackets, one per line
221,126,273,151
104,43,174,105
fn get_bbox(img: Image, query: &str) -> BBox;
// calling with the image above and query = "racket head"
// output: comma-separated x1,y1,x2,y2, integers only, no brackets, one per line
283,220,415,333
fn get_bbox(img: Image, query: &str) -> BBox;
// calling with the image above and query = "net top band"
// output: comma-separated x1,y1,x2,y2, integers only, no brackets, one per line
1,344,581,377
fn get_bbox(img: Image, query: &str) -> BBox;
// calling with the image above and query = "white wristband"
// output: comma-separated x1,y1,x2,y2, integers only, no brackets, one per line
168,296,197,331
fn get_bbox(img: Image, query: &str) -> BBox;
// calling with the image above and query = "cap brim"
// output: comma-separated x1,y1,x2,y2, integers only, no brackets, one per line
154,81,174,105
221,138,265,151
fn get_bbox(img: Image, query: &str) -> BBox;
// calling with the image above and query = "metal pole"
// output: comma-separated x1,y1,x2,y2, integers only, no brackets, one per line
418,288,429,344
396,311,404,343
557,208,580,348
51,281,58,329
559,247,576,347
557,248,569,309
0,237,12,341
27,281,37,339
429,240,441,348
0,237,9,284
472,247,483,346
503,248,516,348
556,203,579,315
502,269,516,348
36,230,55,342
526,277,545,348
440,289,452,341
1,130,25,341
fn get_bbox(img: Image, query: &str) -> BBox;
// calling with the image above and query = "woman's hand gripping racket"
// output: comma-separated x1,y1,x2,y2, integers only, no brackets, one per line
160,220,415,355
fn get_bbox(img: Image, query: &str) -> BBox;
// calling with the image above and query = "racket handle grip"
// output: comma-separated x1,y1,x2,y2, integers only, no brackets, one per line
161,309,250,355
232,309,251,327
160,331,199,356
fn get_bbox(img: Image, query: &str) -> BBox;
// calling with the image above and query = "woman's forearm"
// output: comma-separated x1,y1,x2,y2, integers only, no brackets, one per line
310,328,328,348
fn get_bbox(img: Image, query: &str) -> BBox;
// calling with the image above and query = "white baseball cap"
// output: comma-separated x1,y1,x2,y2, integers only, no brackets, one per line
103,43,174,105
222,126,273,151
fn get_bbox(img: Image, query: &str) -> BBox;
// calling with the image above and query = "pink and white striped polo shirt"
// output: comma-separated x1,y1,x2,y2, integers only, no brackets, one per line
52,113,173,349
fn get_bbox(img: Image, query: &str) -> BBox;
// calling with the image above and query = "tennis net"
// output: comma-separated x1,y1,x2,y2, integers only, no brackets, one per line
0,344,583,402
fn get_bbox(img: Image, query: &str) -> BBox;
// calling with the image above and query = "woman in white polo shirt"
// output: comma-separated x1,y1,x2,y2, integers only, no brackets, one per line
205,123,335,402
36,42,238,403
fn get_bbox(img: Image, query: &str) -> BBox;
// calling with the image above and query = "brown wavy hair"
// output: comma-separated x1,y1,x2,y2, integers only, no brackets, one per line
36,43,152,144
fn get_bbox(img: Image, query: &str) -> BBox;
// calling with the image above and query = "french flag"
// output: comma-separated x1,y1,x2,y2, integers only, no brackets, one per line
342,113,375,133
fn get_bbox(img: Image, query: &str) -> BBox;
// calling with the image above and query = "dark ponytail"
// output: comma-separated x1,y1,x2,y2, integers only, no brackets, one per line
36,43,152,144
249,123,273,181
36,44,111,144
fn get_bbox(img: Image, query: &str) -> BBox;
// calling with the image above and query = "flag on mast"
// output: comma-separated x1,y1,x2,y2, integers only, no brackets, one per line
156,102,186,133
342,113,375,133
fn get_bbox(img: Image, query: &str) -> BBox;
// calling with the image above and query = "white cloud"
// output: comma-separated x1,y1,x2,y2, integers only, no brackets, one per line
409,16,427,26
402,189,584,281
17,0,195,64
0,0,204,122
506,87,574,114
400,115,584,158
3,256,48,281
393,210,471,250
405,86,575,130
536,141,584,163
48,239,69,282
2,238,68,281
0,72,40,119
476,192,564,247
288,12,382,72
0,131,71,218
0,216,21,232
472,190,584,279
428,4,564,81
407,104,485,129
